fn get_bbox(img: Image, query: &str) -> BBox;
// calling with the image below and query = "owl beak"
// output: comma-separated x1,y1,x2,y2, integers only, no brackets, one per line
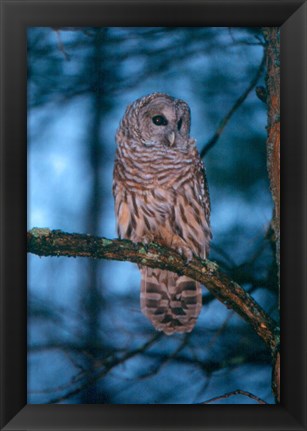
167,131,176,147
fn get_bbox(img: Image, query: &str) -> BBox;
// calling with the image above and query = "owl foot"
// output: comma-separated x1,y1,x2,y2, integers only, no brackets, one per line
173,241,194,264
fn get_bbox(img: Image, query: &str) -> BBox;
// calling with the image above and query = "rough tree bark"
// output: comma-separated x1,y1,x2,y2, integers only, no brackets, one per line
262,27,280,403
263,27,280,288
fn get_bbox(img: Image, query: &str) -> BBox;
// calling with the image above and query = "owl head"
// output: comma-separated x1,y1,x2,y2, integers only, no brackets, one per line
118,93,192,149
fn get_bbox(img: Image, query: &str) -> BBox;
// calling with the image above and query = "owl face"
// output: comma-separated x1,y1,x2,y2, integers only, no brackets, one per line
122,93,191,150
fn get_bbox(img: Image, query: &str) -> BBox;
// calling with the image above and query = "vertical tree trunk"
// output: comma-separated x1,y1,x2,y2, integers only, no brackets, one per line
80,29,109,403
263,27,280,289
262,27,280,403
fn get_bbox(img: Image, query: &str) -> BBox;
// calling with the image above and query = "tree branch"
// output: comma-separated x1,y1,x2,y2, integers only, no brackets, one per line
200,389,267,404
27,228,278,353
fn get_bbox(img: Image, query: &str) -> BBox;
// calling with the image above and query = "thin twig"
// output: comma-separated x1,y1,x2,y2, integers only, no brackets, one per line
136,334,190,380
200,389,267,404
47,333,162,403
54,29,71,61
200,52,266,158
205,311,234,352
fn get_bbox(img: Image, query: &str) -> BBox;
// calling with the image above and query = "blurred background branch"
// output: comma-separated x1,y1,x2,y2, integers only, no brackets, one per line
200,52,266,158
200,389,267,404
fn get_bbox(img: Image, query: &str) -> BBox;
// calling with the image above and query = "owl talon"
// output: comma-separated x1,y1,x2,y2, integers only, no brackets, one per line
142,238,149,246
184,251,193,264
176,246,193,263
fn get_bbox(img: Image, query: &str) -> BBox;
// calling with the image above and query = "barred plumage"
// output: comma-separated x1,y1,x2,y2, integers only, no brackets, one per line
113,93,211,334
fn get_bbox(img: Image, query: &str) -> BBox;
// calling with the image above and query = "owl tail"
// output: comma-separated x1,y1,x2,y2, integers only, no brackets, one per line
140,267,202,335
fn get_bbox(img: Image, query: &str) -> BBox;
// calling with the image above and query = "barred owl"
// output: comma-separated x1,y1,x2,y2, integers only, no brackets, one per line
113,93,211,335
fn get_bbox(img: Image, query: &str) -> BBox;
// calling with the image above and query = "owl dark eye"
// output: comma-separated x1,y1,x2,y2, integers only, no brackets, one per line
177,118,183,131
152,115,168,126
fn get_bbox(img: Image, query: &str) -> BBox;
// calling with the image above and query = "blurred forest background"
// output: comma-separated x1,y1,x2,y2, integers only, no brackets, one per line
27,27,278,404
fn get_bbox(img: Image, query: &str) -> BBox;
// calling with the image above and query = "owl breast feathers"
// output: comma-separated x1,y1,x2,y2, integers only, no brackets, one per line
113,92,211,335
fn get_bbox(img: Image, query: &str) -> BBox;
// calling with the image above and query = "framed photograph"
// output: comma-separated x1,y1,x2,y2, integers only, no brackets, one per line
1,0,306,430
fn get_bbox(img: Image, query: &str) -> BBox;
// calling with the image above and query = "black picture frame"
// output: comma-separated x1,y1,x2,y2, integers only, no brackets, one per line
1,0,306,429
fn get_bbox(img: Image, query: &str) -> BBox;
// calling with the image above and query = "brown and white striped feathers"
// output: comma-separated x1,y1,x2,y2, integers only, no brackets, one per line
113,93,211,335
